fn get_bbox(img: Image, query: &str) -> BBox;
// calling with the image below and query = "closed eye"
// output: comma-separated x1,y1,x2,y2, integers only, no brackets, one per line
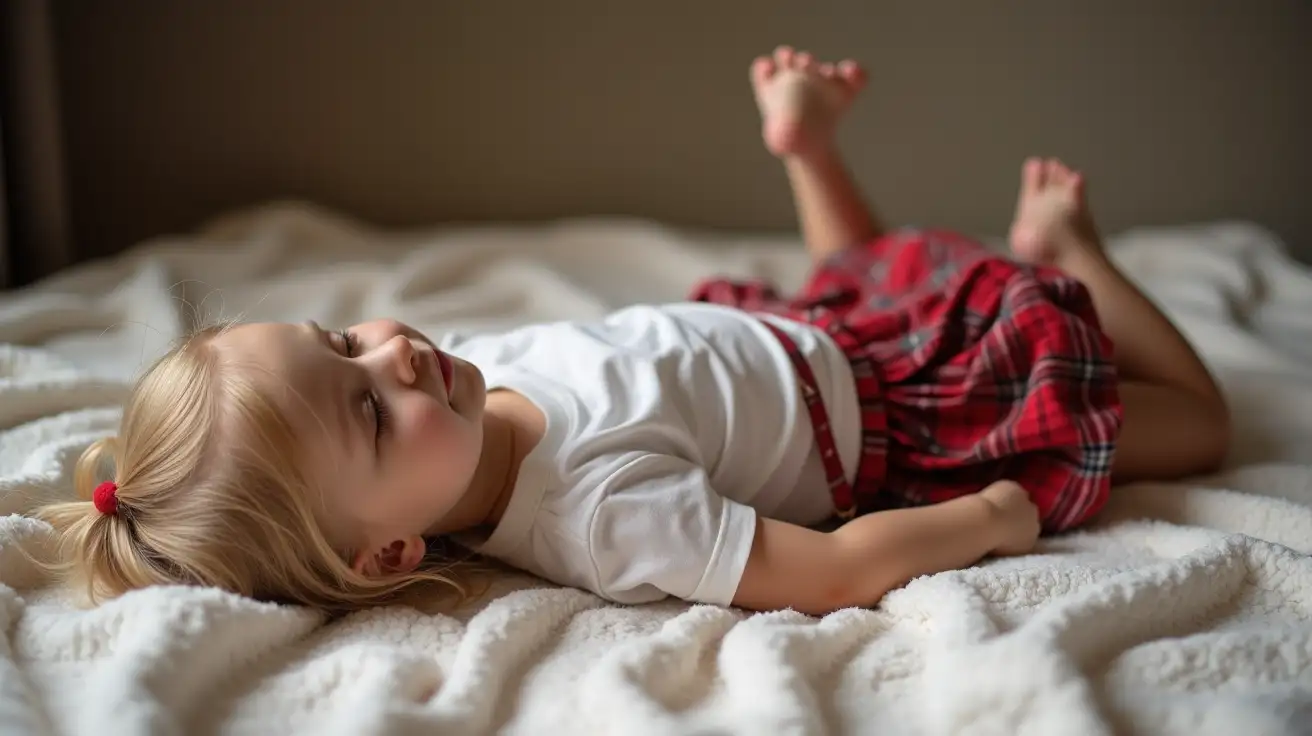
337,329,391,444
368,394,392,439
338,328,359,357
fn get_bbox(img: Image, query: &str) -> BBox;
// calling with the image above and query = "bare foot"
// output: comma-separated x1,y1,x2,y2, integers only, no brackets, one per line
979,480,1041,556
751,46,867,159
1008,158,1106,269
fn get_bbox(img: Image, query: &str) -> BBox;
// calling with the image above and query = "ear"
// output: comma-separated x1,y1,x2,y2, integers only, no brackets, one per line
350,535,426,578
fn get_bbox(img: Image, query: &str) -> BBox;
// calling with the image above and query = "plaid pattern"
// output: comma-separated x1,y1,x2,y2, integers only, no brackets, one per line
691,229,1124,532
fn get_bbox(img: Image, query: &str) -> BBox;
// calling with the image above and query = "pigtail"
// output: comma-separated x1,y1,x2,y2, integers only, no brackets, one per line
35,437,158,604
72,436,118,500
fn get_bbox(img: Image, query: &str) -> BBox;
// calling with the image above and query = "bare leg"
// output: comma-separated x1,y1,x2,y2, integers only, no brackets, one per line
1009,159,1231,480
751,46,883,264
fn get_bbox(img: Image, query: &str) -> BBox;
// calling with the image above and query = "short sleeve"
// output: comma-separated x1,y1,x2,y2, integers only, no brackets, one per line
588,454,757,606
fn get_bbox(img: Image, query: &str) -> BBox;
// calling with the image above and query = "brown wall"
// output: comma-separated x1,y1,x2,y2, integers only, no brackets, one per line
51,0,1312,262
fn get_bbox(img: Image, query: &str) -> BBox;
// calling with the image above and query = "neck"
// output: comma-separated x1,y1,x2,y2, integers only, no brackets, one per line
424,403,523,537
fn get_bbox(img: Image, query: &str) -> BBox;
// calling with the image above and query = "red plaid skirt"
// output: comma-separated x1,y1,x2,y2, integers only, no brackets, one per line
691,229,1123,532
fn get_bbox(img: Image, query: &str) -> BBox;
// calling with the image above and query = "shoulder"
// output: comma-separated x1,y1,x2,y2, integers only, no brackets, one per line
555,452,696,525
584,454,757,605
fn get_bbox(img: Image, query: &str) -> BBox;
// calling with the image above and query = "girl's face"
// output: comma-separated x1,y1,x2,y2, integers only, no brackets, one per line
214,319,487,570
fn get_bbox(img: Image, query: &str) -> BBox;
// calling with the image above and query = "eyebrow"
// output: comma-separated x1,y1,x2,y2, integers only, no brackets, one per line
303,321,359,462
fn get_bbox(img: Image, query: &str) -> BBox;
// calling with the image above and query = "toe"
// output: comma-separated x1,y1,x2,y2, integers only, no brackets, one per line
837,60,867,90
818,62,837,78
1071,172,1088,200
751,56,777,85
796,51,815,70
1043,158,1063,185
1033,157,1050,188
1057,161,1084,194
1022,157,1044,195
1050,158,1074,183
774,45,796,68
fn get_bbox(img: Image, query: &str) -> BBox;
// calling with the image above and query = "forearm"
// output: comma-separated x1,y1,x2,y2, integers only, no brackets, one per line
829,494,1000,604
733,494,1004,616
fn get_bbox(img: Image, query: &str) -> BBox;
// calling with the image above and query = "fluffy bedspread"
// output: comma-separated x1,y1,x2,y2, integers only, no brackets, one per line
2,204,1310,735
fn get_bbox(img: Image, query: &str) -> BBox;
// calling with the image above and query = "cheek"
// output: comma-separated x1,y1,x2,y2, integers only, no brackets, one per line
399,400,479,462
400,400,449,443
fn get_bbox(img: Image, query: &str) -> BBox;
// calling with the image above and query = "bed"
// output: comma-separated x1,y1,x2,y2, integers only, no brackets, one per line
2,203,1310,735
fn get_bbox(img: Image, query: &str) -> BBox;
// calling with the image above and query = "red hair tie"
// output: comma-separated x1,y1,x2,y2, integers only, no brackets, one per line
93,481,119,516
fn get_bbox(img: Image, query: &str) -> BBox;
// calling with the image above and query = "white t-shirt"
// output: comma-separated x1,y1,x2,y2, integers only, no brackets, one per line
437,303,860,606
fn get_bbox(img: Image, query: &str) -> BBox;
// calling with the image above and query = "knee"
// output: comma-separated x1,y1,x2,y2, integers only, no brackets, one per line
1116,382,1233,481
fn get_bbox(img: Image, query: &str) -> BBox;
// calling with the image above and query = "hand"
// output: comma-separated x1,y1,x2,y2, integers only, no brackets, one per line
979,480,1041,556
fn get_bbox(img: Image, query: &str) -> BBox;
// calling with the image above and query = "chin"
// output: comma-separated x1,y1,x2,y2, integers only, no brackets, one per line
451,359,489,419
462,359,488,397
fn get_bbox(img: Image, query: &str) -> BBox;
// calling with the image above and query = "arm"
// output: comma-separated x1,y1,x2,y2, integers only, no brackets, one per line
732,485,1035,615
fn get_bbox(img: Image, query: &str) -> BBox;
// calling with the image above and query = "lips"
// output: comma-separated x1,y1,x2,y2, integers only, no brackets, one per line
435,348,454,394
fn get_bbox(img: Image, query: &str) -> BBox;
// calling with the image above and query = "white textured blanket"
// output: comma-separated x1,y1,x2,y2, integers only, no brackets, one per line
2,205,1311,735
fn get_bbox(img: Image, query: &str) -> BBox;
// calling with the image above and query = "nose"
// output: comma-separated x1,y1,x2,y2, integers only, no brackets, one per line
373,335,419,386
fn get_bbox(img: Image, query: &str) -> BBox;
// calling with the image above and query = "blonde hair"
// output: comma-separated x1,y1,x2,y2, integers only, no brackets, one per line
34,325,475,614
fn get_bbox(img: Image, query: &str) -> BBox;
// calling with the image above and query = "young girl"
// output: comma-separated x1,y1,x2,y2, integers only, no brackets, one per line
36,48,1229,616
